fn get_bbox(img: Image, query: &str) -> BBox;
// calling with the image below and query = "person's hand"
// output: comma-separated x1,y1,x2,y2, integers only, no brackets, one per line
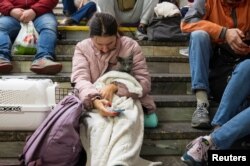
225,28,249,55
100,83,118,102
20,9,36,23
10,8,24,20
93,98,118,117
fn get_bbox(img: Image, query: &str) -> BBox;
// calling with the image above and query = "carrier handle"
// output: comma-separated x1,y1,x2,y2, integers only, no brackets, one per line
1,76,28,79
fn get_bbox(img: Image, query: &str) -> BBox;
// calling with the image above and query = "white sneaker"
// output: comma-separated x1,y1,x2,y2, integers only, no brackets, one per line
179,47,189,56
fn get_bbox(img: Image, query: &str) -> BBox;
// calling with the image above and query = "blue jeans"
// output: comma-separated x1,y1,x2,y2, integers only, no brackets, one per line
211,59,250,149
188,30,213,93
62,0,96,23
189,30,250,149
0,13,57,61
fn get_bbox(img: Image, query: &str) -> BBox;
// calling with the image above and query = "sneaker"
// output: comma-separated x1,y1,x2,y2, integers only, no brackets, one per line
60,17,77,26
181,136,210,166
191,103,211,129
0,58,13,74
179,47,189,56
30,58,62,75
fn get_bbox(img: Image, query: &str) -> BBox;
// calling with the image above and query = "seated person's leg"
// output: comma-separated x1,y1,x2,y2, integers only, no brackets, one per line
182,105,250,165
70,1,97,24
0,16,21,73
211,104,250,150
138,0,158,34
62,0,77,16
61,0,78,25
189,30,213,129
31,13,62,75
212,59,250,126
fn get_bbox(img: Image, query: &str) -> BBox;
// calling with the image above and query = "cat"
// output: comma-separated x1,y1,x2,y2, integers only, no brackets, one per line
113,54,133,73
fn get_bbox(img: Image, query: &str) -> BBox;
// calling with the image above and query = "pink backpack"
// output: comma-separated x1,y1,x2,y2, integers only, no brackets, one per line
19,94,86,166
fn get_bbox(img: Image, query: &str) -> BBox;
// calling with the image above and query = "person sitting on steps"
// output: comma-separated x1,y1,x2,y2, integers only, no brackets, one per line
71,12,161,165
180,0,250,165
0,0,62,75
71,12,159,129
96,0,158,35
181,0,250,129
60,0,97,25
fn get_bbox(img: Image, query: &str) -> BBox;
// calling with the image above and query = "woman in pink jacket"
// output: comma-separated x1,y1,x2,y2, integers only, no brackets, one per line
71,12,158,128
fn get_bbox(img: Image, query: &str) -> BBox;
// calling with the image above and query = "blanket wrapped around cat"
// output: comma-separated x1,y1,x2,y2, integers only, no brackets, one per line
80,71,162,166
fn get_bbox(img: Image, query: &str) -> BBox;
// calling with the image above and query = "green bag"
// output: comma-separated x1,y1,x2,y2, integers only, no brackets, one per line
117,0,136,11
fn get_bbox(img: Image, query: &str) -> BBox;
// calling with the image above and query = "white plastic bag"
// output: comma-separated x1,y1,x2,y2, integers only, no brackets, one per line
12,21,39,55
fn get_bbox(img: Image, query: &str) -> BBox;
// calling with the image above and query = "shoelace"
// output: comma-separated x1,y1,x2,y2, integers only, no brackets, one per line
195,104,209,118
186,137,209,161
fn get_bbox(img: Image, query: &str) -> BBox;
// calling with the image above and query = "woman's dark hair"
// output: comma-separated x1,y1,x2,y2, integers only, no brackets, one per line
89,13,118,37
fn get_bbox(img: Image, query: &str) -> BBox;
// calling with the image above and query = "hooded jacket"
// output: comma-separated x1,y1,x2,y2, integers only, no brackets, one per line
0,0,58,17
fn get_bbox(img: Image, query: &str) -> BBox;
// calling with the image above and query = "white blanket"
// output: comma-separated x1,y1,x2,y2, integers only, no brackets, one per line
80,71,162,166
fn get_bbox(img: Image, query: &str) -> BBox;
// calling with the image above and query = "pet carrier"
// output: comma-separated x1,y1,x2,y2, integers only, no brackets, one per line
0,78,56,130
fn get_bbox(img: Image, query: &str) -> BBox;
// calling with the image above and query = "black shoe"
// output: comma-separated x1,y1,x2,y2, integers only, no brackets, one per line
135,30,148,41
137,25,147,34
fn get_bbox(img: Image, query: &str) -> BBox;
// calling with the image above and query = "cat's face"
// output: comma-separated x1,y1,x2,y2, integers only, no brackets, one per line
115,55,133,73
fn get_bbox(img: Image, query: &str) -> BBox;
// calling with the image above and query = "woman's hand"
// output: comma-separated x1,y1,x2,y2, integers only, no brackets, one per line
100,83,118,102
93,98,118,117
225,28,249,55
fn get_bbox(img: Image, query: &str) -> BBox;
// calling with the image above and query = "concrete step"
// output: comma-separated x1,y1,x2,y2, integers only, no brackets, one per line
0,73,192,96
0,121,204,143
0,156,186,166
55,38,188,56
9,54,190,74
1,122,249,158
0,122,211,158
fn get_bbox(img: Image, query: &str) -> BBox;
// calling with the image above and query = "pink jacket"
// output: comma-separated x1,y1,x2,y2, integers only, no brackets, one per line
71,36,153,110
